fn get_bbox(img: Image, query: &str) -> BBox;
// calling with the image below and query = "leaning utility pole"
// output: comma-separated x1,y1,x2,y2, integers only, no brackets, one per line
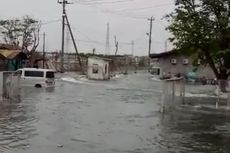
148,16,153,69
65,14,84,74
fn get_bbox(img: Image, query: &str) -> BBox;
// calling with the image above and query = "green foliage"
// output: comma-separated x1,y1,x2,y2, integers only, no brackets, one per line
166,0,230,78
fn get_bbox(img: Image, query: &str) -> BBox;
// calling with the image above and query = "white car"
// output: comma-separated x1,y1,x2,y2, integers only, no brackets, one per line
17,68,55,88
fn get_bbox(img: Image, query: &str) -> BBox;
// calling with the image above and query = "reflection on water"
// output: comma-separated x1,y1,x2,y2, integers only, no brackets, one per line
0,73,229,153
0,101,38,150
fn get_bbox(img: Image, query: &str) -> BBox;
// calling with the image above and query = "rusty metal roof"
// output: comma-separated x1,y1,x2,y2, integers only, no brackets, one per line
0,49,27,59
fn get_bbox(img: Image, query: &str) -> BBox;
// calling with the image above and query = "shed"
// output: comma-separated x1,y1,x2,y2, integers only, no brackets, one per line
87,56,111,80
0,49,28,71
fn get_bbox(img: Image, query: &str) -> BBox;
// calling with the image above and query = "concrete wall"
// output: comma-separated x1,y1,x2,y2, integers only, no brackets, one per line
87,58,110,80
0,71,20,101
151,55,215,79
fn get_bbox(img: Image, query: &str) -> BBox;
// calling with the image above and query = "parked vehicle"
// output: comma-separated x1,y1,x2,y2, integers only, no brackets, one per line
17,68,55,88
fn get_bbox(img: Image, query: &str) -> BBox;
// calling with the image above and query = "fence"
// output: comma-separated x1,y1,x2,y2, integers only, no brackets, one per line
161,78,230,112
160,77,185,113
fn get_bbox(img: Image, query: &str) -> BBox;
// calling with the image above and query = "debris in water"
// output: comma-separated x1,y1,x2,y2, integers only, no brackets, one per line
57,144,63,148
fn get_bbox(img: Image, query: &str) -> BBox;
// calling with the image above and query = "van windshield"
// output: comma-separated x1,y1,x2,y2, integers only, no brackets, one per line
24,71,44,77
46,71,55,78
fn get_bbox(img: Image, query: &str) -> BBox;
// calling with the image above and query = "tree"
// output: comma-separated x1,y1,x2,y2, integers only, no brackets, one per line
166,0,230,92
0,16,41,67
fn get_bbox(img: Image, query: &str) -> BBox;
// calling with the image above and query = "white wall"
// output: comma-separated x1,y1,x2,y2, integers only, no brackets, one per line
87,58,110,80
152,55,215,79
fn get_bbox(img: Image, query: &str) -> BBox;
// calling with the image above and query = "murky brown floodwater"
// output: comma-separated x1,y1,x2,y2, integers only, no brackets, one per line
0,73,230,153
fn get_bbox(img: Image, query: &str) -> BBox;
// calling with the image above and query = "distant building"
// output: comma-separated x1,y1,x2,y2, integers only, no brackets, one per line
87,56,111,80
150,50,215,79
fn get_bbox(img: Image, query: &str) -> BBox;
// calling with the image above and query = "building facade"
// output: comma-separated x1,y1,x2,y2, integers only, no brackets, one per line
150,51,215,79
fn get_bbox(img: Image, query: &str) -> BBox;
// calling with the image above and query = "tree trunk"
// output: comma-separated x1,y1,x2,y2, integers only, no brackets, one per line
218,68,229,92
219,80,227,92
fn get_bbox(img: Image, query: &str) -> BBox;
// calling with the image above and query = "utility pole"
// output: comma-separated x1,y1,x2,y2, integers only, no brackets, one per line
58,0,84,74
148,16,154,70
164,39,168,52
105,23,110,55
131,40,134,56
58,0,71,73
42,32,46,69
114,36,118,56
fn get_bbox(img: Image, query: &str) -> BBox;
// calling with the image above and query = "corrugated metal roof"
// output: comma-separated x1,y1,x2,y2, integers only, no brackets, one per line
0,49,25,59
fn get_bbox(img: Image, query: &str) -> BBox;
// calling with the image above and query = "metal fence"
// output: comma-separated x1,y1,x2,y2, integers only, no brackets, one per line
161,78,230,113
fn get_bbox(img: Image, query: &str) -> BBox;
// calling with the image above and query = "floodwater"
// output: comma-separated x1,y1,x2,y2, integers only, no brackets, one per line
0,73,230,153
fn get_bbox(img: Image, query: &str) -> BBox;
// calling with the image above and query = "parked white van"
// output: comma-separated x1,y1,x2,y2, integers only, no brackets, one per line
17,68,55,88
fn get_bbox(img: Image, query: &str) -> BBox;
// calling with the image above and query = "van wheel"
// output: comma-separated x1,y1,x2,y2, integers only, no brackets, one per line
35,84,42,88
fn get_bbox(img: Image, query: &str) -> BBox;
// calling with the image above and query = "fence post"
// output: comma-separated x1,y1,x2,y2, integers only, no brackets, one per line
172,81,175,105
160,81,167,113
227,92,230,108
216,81,220,109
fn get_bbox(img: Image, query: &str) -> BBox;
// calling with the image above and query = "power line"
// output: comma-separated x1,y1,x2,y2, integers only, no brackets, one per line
41,19,61,25
74,0,148,19
93,7,148,19
74,0,135,5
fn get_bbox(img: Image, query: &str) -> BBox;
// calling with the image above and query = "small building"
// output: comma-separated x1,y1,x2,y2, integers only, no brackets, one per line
150,50,215,79
0,50,28,71
0,44,28,71
87,56,111,80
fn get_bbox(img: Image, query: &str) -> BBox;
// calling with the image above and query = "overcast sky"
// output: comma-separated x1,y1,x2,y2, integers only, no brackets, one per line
0,0,175,56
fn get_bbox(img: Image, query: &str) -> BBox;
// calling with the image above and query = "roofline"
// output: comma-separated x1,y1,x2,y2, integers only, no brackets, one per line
150,50,178,58
18,68,56,72
88,56,112,61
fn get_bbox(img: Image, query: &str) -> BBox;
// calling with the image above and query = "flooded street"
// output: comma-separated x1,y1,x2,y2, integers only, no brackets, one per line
0,73,230,153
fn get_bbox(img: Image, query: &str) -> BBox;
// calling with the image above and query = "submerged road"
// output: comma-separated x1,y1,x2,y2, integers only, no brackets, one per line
0,73,230,153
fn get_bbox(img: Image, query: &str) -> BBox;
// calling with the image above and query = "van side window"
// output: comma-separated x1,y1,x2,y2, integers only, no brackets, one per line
46,72,55,78
24,71,44,77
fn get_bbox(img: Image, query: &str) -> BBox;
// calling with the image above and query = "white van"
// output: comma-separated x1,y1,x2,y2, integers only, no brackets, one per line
17,68,55,88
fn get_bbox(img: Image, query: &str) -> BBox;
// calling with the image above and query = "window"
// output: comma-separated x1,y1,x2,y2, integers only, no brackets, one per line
197,59,201,65
171,59,177,64
151,68,161,75
46,71,55,78
92,64,99,74
24,71,44,77
183,59,189,65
